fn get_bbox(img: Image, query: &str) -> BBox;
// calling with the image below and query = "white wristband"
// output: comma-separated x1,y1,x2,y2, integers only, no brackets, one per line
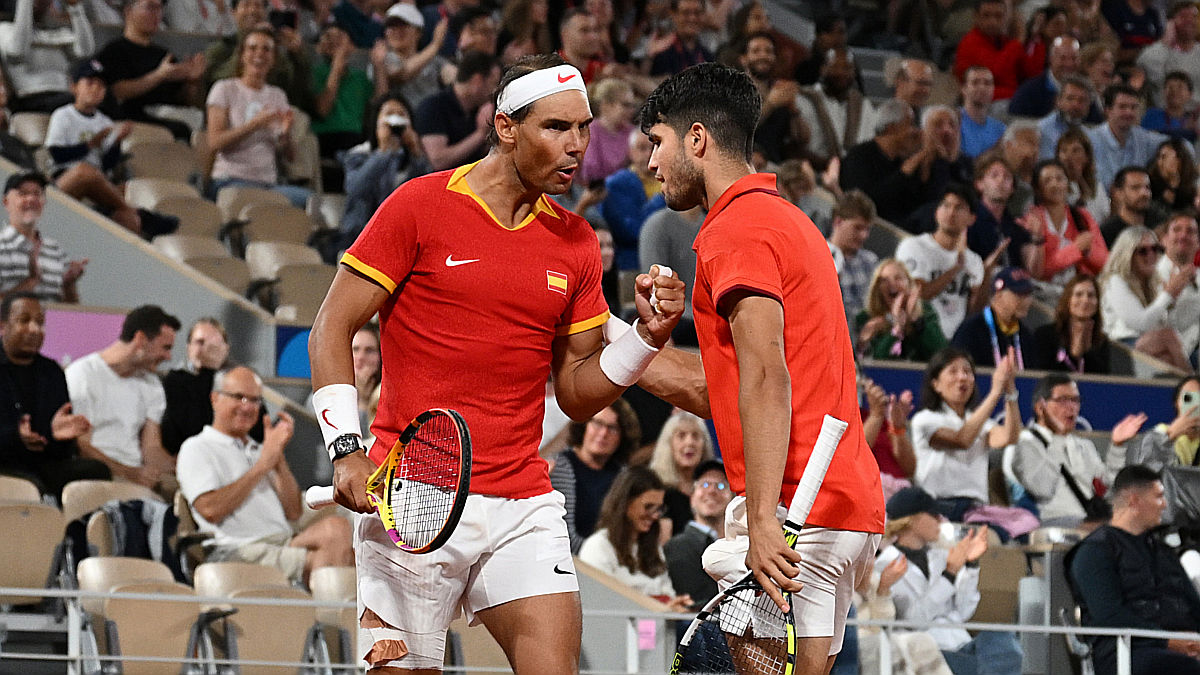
598,319,660,387
603,315,633,343
312,383,362,459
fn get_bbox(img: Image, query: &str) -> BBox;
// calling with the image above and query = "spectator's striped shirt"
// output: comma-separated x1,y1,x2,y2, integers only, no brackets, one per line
0,224,67,301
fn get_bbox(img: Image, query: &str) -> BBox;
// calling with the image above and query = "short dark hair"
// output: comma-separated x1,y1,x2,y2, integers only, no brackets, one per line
450,5,491,34
740,30,775,56
559,6,591,35
919,347,977,411
455,49,498,84
1165,70,1194,92
1032,372,1075,406
938,182,978,212
118,305,181,343
1110,464,1161,500
487,52,568,146
1102,83,1139,108
833,189,876,222
1112,165,1149,189
1059,75,1092,95
814,12,843,34
973,150,1011,182
638,62,762,162
0,292,40,321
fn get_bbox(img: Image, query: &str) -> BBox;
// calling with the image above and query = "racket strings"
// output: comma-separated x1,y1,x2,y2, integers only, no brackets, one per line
676,587,790,675
382,415,463,549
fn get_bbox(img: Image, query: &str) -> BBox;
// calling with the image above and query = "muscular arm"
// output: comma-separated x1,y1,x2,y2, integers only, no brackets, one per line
637,347,710,418
550,327,632,421
140,420,175,471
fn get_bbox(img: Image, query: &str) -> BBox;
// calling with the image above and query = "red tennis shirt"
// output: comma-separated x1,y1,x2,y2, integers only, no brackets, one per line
692,173,884,534
343,162,610,499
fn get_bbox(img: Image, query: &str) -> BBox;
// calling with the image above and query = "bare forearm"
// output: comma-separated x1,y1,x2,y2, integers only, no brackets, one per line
270,461,303,521
988,398,1020,447
741,367,792,526
890,429,917,477
863,413,884,447
192,461,273,523
552,351,629,421
638,347,710,418
112,71,167,102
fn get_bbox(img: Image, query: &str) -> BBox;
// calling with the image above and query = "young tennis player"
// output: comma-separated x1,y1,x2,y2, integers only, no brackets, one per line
307,53,685,673
635,63,886,674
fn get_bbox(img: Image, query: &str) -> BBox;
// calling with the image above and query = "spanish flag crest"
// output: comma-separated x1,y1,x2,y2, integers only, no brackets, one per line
546,270,568,295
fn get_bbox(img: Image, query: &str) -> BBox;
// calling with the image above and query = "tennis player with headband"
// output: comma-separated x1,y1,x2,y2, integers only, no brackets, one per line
308,54,685,673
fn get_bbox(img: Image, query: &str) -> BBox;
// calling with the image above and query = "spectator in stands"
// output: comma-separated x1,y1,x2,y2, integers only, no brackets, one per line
206,28,310,209
890,58,934,116
311,24,374,176
960,66,1006,159
549,400,640,553
581,78,636,184
1012,37,1085,120
602,130,664,270
93,0,206,141
1069,464,1200,675
65,305,179,492
1080,42,1118,110
0,293,109,499
1012,372,1141,527
1157,212,1200,366
204,0,315,116
556,8,607,84
164,0,232,34
648,411,713,537
877,486,1023,674
795,14,850,86
0,171,87,303
1022,6,1070,80
861,376,918,481
161,317,254,457
1147,138,1197,212
579,465,691,610
740,32,808,165
338,92,431,254
664,458,730,610
1101,0,1163,65
1088,84,1172,192
420,0,477,59
45,59,144,235
1140,72,1198,143
372,4,447,112
1100,166,1155,247
413,49,497,172
1024,158,1109,298
1037,75,1095,160
178,365,352,586
498,0,551,64
1001,121,1041,215
1137,3,1200,107
951,266,1035,368
795,47,877,165
828,189,879,330
1129,376,1200,469
0,0,95,113
775,158,833,234
953,0,1028,101
855,258,949,362
1057,127,1109,222
972,152,1033,269
638,202,702,345
1029,274,1116,373
648,0,712,77
330,0,382,48
911,346,1023,525
451,6,497,59
596,225,620,313
896,184,991,338
1101,225,1194,370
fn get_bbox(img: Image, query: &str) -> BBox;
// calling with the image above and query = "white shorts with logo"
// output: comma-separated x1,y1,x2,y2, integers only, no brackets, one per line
701,495,881,655
354,490,578,670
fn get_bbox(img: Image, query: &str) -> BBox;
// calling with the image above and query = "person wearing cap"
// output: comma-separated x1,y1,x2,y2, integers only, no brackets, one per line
950,266,1035,369
877,486,1023,675
44,59,143,235
202,0,315,117
412,49,499,171
329,0,383,49
371,3,448,111
0,171,87,303
664,458,731,610
307,53,684,671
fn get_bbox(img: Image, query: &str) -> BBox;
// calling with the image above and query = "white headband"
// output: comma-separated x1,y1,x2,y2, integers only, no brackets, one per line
496,65,588,115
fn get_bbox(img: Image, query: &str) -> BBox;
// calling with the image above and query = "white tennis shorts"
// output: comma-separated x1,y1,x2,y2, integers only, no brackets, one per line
354,490,578,670
701,495,881,655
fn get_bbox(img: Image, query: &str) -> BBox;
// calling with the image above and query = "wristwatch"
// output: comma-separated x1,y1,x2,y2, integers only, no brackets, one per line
329,433,364,462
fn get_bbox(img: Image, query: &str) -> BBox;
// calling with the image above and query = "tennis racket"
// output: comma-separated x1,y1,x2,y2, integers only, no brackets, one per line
305,408,472,554
669,414,848,675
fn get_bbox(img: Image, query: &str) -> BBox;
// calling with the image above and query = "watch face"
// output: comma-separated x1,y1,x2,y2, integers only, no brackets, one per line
333,436,361,459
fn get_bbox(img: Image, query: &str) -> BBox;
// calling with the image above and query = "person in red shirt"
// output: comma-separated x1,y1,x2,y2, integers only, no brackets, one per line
636,62,885,674
307,53,685,673
954,0,1031,100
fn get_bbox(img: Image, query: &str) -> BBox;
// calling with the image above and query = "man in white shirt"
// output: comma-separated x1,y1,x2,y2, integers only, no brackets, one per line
177,366,351,585
64,304,178,490
1157,212,1200,365
794,47,877,163
1137,2,1200,107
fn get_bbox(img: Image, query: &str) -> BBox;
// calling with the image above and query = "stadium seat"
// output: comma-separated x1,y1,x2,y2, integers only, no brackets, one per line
273,263,337,324
9,112,51,147
216,185,291,224
245,241,323,281
76,557,176,616
60,480,162,524
153,234,230,263
193,561,290,600
124,140,201,185
0,474,42,503
119,121,175,152
225,586,326,675
972,545,1028,624
124,177,202,212
309,565,355,663
186,256,253,296
153,195,224,239
101,580,208,675
307,192,345,231
0,503,66,606
240,202,318,246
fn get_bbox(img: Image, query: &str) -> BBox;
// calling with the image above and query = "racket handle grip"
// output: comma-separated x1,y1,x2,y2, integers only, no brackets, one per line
785,414,848,526
305,485,336,509
649,265,674,310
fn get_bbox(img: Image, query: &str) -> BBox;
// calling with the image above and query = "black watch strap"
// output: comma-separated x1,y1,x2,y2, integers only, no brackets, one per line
330,433,363,462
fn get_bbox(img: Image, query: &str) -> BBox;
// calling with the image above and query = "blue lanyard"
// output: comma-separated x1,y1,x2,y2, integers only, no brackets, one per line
983,307,1024,370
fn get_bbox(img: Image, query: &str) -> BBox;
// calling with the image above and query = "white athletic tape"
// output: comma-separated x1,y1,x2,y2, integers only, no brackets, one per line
306,485,335,509
649,264,674,311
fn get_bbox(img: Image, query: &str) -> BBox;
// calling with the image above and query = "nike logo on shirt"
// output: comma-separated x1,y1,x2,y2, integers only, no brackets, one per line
553,564,574,575
445,255,481,267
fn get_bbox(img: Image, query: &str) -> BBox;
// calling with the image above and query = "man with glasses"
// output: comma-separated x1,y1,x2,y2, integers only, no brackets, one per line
665,459,732,609
177,365,352,586
1009,372,1145,527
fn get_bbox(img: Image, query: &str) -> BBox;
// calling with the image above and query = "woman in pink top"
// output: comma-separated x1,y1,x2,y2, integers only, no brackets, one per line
1022,158,1109,301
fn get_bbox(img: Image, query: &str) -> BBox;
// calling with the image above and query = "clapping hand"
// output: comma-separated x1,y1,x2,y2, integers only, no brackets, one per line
50,403,91,441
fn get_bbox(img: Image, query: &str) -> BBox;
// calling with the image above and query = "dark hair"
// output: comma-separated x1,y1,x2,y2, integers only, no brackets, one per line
450,5,492,35
1148,138,1198,205
919,347,977,411
1055,127,1097,198
740,30,775,56
1110,464,1161,500
1172,375,1200,414
486,52,568,146
832,189,876,221
1059,74,1092,96
638,62,762,162
973,150,1011,182
558,7,591,36
119,305,181,343
1053,274,1107,350
1165,70,1195,92
565,398,641,465
1032,372,1075,407
596,465,668,577
1102,83,1139,108
234,26,276,77
0,291,40,321
1032,158,1068,205
938,182,978,212
365,90,414,150
1112,164,1150,190
670,0,705,12
455,49,498,84
1027,6,1066,41
814,12,844,34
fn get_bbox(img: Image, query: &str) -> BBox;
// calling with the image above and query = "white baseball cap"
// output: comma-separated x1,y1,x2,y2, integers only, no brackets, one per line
385,3,424,28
